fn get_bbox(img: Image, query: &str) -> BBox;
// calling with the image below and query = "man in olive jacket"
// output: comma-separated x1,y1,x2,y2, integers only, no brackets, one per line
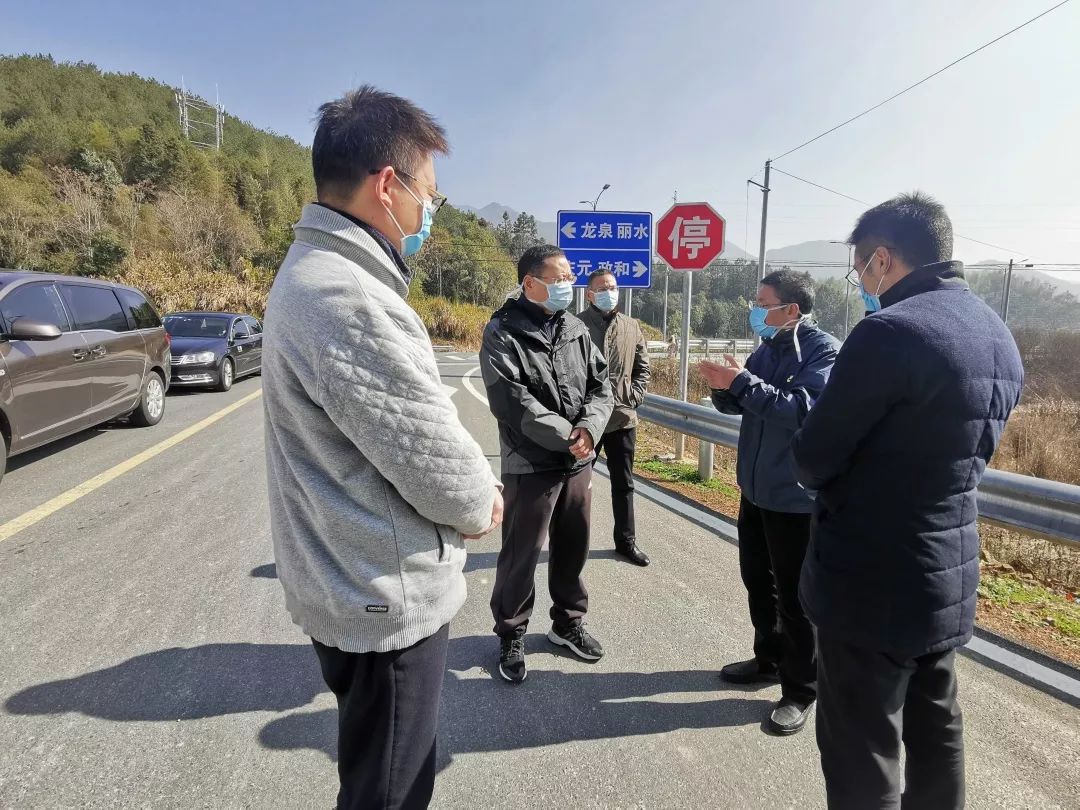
580,268,652,566
480,245,613,684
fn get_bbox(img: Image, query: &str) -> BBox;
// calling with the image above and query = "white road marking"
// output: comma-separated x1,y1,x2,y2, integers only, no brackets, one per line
462,366,488,406
0,390,263,546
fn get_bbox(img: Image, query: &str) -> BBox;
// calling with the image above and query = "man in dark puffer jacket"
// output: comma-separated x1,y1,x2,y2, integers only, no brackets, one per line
792,192,1023,809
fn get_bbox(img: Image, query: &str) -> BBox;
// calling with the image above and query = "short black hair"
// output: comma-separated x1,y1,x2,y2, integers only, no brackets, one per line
761,269,815,314
517,245,565,283
848,191,953,269
312,85,449,200
588,268,615,288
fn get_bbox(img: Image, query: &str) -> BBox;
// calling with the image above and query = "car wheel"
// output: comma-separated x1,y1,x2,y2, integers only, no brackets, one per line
131,371,166,427
217,357,234,392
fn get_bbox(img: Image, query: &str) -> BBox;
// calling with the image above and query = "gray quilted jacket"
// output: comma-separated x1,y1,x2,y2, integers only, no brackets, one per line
263,204,498,653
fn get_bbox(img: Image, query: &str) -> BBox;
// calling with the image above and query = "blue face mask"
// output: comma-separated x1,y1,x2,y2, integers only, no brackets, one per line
593,289,619,312
537,279,574,312
389,177,434,258
749,304,791,339
856,255,884,313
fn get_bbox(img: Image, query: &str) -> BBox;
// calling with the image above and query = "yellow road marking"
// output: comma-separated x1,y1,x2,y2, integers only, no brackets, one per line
0,389,263,545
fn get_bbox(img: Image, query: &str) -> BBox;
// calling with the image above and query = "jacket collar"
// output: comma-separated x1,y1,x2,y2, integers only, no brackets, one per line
880,260,967,309
497,295,579,347
764,327,796,350
313,203,413,286
292,204,410,299
516,293,560,327
580,305,619,329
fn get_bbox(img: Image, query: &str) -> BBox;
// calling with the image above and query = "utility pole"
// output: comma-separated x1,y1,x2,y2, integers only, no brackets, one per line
660,191,676,339
626,289,633,318
1002,258,1014,324
661,263,669,338
753,160,771,284
830,240,854,337
748,161,771,347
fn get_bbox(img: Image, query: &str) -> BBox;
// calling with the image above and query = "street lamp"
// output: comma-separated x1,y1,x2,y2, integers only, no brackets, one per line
829,240,854,338
573,184,611,312
579,183,611,212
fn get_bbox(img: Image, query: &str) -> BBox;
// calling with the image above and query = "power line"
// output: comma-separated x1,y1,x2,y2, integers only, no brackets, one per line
770,167,1036,257
772,0,1073,162
770,167,868,205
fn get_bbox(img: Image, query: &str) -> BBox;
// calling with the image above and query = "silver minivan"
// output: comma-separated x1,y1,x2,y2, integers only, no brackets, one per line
0,271,172,485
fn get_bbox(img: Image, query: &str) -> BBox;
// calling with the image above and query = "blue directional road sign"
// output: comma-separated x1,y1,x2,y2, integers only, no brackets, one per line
557,210,653,288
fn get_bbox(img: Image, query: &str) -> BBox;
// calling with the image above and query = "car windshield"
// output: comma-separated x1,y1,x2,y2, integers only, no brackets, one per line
164,315,229,338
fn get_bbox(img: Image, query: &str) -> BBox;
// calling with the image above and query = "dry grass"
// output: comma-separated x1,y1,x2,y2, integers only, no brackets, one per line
119,253,272,316
648,357,712,403
992,398,1080,485
409,291,492,351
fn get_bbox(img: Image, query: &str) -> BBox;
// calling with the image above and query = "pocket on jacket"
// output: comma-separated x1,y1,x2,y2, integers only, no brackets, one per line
435,525,448,562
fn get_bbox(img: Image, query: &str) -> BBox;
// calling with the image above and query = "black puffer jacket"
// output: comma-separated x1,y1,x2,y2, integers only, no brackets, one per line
792,262,1024,656
480,296,613,474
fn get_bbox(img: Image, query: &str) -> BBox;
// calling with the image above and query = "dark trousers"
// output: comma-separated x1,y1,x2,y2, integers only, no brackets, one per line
594,427,637,547
737,496,816,704
491,465,592,638
816,633,965,810
311,624,450,810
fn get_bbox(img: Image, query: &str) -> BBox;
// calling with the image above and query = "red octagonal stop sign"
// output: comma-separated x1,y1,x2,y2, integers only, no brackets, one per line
656,202,726,271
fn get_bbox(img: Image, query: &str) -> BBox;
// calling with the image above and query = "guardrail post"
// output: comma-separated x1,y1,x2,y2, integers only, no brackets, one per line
697,397,714,481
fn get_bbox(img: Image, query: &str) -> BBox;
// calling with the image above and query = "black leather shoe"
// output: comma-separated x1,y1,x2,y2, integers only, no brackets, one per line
615,542,651,566
767,698,814,735
719,658,780,684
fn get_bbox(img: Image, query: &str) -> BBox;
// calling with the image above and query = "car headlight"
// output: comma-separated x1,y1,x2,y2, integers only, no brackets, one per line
179,351,217,365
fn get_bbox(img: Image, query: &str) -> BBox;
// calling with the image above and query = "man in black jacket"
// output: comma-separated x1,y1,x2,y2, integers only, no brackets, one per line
480,245,613,684
700,270,839,736
792,192,1023,809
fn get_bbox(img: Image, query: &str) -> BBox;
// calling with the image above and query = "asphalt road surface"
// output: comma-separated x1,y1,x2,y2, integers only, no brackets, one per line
1,354,1077,809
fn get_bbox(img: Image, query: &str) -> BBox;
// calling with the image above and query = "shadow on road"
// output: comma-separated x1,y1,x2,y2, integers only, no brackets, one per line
6,636,769,768
4,643,323,721
258,634,772,767
5,426,113,473
251,563,277,578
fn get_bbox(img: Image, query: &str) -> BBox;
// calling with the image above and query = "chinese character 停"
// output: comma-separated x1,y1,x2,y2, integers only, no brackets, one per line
667,216,711,260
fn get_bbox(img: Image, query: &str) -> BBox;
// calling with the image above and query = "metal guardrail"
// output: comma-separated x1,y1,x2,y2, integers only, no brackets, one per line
646,339,755,355
639,393,1080,549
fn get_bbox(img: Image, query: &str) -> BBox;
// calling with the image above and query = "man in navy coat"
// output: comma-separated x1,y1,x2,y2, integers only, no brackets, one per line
792,192,1023,809
701,270,839,736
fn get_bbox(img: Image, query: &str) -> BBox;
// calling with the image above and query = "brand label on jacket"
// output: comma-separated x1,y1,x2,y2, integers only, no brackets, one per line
365,605,389,613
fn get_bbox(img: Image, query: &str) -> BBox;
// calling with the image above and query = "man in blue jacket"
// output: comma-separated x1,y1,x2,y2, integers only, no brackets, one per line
699,269,839,736
792,192,1023,809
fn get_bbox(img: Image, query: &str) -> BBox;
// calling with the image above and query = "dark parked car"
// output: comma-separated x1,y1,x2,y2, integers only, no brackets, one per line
0,271,170,485
164,312,262,392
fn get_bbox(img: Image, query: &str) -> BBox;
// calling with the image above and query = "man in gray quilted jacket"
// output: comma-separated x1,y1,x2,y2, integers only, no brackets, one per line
263,86,502,810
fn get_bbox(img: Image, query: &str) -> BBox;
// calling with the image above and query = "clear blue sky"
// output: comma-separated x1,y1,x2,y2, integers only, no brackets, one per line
2,0,1078,268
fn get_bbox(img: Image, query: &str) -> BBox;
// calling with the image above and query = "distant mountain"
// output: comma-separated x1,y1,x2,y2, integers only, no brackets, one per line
458,202,519,225
458,203,559,244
